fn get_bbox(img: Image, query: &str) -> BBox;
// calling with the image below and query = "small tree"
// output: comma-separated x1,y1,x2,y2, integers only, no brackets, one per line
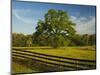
35,9,76,48
26,35,32,47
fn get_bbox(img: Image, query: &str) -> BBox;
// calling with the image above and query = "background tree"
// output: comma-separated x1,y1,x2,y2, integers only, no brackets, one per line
12,33,27,47
12,33,33,47
26,34,33,47
34,9,76,48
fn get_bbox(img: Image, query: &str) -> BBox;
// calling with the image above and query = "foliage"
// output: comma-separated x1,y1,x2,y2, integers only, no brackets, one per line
12,33,33,47
12,33,96,47
34,9,76,48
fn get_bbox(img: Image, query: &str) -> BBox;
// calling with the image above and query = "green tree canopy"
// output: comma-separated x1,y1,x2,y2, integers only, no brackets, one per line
35,9,76,48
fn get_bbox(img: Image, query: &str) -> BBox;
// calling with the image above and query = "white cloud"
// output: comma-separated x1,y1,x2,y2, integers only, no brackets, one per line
71,16,96,34
12,9,37,25
12,9,39,34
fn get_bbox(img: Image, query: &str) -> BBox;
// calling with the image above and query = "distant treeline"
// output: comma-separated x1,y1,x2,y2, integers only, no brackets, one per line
12,33,96,47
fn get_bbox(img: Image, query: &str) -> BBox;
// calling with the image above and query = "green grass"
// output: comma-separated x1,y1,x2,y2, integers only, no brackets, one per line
12,46,96,74
26,46,96,60
13,46,96,60
12,62,35,74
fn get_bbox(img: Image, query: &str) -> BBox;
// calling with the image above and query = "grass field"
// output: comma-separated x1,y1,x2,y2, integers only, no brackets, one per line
12,46,96,74
12,62,34,74
13,46,96,60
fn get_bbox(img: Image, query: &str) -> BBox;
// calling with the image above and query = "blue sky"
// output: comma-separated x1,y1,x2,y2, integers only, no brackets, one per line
12,0,96,34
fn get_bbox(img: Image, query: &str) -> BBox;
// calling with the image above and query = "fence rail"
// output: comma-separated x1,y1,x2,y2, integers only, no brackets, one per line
12,48,96,70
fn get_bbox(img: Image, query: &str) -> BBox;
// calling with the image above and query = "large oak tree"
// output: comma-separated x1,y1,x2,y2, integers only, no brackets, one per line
35,9,76,48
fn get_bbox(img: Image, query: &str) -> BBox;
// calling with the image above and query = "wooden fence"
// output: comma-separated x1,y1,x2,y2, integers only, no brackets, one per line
12,48,96,73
